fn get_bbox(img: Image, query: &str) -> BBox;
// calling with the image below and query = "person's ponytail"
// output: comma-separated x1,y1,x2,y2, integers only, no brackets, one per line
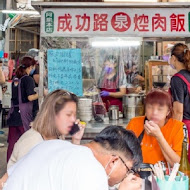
184,50,190,72
16,65,27,79
15,56,36,79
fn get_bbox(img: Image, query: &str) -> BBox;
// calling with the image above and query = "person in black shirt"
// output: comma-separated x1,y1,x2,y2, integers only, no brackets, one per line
7,56,38,162
27,48,40,118
169,43,190,161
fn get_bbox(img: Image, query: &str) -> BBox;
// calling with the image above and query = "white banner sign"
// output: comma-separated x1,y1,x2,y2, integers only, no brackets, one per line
41,8,190,37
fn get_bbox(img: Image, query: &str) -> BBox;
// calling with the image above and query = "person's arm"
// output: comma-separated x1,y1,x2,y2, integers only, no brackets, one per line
170,76,185,121
144,121,180,167
28,93,38,101
109,87,126,98
156,133,180,166
0,67,5,84
32,65,40,85
135,74,145,82
33,74,39,85
173,101,183,121
0,173,8,190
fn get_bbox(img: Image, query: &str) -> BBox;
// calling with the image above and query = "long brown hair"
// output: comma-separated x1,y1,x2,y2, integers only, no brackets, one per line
16,56,36,78
33,89,78,138
171,43,190,72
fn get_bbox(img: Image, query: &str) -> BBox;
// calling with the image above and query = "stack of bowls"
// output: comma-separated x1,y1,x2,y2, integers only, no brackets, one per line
78,98,92,122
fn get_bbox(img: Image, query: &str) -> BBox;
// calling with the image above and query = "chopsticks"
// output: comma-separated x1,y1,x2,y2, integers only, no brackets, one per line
151,162,181,181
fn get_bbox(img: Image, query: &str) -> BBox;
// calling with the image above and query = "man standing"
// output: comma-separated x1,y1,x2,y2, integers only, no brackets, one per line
3,126,142,190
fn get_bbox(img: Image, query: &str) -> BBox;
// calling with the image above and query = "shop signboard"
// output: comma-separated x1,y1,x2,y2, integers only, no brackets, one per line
47,49,83,96
41,8,190,37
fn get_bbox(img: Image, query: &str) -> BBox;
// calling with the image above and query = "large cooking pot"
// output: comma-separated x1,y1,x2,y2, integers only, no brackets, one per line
123,106,144,120
123,94,145,119
123,94,144,107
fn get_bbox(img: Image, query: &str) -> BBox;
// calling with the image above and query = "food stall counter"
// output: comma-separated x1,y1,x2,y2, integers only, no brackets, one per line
81,118,130,142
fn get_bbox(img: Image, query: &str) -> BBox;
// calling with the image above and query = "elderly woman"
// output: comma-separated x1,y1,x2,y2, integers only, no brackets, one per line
126,89,184,166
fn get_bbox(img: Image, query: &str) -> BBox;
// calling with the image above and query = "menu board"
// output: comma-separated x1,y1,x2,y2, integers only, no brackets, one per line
47,49,83,96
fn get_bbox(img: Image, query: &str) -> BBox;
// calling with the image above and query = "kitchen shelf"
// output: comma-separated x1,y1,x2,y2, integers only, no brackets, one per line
145,60,168,93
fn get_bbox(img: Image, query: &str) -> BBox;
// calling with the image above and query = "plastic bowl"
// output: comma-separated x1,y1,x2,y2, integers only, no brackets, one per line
150,56,159,60
153,82,166,88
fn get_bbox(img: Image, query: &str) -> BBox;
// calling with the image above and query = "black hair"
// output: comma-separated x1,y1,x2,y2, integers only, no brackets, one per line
16,56,36,79
94,125,142,170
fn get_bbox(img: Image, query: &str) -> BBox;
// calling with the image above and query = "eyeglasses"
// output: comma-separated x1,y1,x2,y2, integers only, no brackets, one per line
118,156,135,177
112,154,135,182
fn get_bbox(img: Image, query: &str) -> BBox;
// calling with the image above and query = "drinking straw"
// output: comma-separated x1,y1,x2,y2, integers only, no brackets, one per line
180,173,184,181
158,161,165,180
167,162,171,175
168,163,180,181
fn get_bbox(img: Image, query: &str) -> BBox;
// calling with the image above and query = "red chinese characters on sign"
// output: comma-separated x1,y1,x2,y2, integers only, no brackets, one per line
54,11,187,34
134,14,149,32
57,14,72,32
170,14,185,32
76,14,90,31
93,14,108,31
152,14,166,32
111,12,131,32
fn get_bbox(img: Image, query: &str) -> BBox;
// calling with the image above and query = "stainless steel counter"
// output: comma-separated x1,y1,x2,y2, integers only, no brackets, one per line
65,118,130,142
82,118,130,141
85,118,129,133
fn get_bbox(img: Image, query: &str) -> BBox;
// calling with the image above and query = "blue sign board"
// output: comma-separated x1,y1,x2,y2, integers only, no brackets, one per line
0,51,4,58
47,49,83,96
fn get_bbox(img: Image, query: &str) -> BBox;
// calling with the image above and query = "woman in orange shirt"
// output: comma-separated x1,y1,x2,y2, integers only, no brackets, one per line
126,89,185,167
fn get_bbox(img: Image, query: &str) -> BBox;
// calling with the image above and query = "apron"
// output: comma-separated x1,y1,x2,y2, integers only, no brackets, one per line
170,73,190,161
100,75,123,112
101,87,123,112
8,75,33,131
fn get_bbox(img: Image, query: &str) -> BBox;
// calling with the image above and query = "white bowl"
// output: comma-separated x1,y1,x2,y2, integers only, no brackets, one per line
79,115,92,122
78,98,92,106
78,105,92,110
79,112,92,116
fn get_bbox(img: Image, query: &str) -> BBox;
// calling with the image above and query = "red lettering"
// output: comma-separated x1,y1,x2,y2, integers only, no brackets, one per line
111,12,131,32
93,14,108,31
75,14,90,31
152,14,166,32
57,14,72,32
134,14,149,32
170,14,185,32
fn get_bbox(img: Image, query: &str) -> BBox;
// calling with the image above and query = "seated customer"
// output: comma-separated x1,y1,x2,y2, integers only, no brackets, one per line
7,89,85,169
126,89,184,167
0,89,86,189
3,126,142,190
